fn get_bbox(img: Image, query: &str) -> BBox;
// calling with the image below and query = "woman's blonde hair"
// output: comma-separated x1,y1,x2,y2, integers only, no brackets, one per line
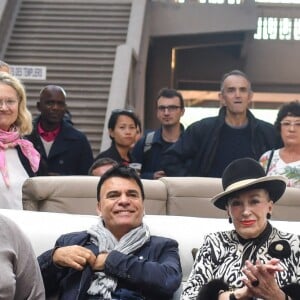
0,72,32,135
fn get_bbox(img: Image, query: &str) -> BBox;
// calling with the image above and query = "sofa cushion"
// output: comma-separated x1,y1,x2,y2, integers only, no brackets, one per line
160,177,300,221
160,177,226,218
22,176,167,215
273,186,300,221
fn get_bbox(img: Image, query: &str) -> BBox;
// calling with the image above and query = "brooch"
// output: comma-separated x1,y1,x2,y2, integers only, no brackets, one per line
268,240,291,259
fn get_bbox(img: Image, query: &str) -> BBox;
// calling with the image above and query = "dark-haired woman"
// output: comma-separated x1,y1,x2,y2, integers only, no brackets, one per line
95,109,139,166
260,100,300,188
182,158,300,300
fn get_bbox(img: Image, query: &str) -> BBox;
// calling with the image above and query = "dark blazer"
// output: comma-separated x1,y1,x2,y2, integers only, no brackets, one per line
38,231,182,300
26,117,94,175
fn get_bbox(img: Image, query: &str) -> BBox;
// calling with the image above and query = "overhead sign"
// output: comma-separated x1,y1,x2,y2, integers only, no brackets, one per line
10,65,47,80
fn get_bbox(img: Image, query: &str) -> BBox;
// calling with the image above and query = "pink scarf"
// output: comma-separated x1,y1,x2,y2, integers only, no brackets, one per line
0,128,40,187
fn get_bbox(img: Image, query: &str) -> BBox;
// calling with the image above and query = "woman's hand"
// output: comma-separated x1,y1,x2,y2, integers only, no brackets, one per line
264,258,284,275
242,260,286,300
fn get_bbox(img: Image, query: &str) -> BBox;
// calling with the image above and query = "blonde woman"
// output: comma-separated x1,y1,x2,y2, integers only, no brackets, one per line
0,72,40,209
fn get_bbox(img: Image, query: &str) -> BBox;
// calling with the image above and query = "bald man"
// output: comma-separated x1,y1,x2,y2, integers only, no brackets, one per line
26,85,94,175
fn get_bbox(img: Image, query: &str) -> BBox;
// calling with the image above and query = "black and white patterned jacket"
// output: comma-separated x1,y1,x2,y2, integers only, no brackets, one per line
181,223,300,300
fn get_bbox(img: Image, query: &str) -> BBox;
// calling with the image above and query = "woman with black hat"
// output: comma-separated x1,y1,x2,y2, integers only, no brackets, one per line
181,157,300,300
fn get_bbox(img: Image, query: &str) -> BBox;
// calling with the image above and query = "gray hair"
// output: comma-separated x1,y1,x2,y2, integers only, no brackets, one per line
220,70,252,93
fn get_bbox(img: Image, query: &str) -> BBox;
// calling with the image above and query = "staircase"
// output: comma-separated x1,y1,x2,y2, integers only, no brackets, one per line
4,0,132,156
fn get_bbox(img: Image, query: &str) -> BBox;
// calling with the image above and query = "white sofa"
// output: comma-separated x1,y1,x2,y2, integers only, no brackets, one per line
1,209,300,300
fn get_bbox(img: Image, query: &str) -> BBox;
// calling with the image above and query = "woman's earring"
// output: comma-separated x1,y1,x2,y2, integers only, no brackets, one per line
228,217,232,224
267,213,271,219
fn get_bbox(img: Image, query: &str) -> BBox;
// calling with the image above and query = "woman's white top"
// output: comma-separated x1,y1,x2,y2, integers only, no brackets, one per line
260,149,300,188
0,148,29,209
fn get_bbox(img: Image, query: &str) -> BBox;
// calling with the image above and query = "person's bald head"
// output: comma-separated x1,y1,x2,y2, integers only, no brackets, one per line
39,85,66,101
37,85,67,127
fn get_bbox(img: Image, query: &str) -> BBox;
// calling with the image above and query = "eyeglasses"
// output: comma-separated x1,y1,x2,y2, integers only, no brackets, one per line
44,100,66,108
280,121,300,128
157,105,182,112
0,99,18,107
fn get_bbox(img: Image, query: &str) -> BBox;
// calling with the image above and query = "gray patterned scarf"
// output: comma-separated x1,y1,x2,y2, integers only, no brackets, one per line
86,219,150,300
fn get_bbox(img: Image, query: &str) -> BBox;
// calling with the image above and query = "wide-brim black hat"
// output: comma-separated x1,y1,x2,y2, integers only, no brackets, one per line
211,158,287,210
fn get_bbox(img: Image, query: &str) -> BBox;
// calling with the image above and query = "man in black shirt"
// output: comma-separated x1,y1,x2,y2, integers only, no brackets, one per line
162,70,281,177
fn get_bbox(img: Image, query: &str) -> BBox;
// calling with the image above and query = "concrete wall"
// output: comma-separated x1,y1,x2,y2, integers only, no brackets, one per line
150,0,257,37
143,1,300,130
245,40,300,92
0,0,20,58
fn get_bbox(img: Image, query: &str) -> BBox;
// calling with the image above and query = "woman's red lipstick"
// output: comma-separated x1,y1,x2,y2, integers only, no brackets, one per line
241,220,255,226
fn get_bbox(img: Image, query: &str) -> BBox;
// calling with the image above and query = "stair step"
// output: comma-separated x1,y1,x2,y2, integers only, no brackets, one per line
19,9,130,16
27,83,108,95
15,23,126,35
9,39,124,46
5,0,132,155
9,43,116,51
19,7,129,11
17,15,130,22
21,79,111,87
21,1,130,7
6,51,116,59
6,56,115,64
15,18,128,29
10,33,126,39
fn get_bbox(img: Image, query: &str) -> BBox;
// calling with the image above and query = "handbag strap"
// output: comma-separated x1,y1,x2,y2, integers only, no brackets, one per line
266,148,275,174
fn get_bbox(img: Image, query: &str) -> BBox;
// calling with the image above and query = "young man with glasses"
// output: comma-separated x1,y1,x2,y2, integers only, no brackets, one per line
26,85,94,175
162,70,282,178
132,88,185,179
